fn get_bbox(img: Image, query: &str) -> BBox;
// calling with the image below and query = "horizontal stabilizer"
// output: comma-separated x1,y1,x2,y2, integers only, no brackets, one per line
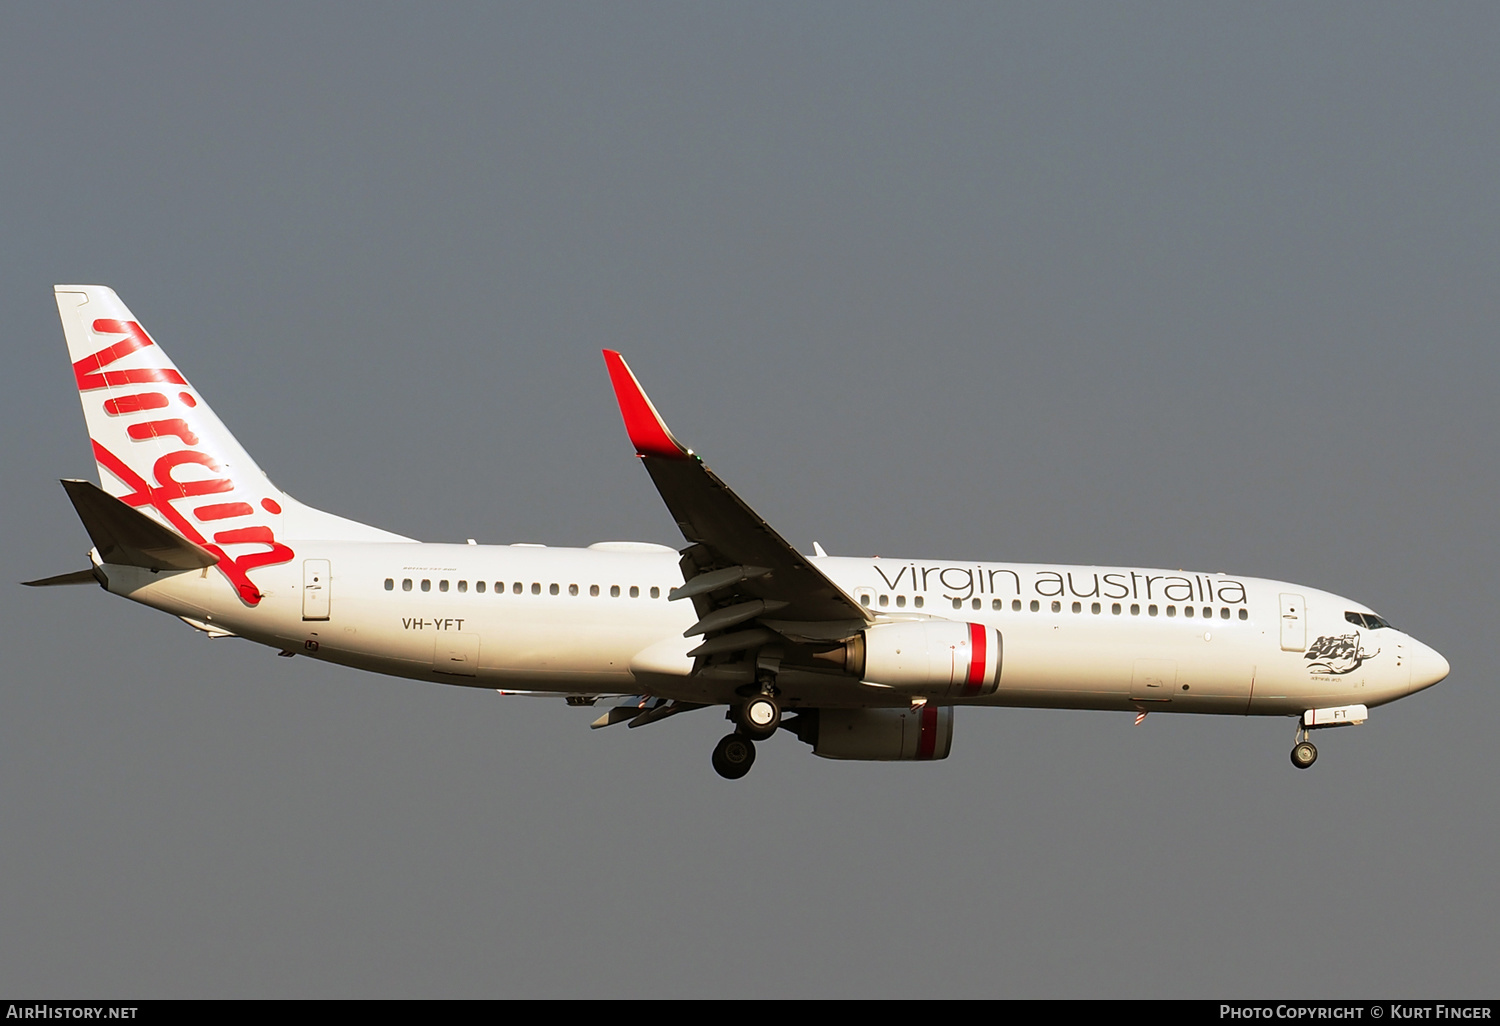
60,478,219,571
22,568,103,587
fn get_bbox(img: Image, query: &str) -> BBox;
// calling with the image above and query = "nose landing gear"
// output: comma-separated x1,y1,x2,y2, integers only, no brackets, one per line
1290,720,1319,769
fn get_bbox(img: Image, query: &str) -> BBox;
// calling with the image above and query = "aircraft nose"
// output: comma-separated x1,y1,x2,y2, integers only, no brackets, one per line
1408,640,1450,692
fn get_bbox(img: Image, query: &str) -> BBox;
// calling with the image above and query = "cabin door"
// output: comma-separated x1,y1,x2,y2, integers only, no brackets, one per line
1279,593,1306,652
302,559,330,621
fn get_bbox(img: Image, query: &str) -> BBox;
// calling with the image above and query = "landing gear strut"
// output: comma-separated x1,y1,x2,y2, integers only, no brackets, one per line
711,733,756,779
1290,724,1318,770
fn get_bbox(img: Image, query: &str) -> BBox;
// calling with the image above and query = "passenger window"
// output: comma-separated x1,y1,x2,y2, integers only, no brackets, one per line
1131,603,1139,615
611,585,621,597
384,578,393,591
1013,600,1022,612
879,595,889,607
569,584,579,596
1220,607,1229,620
513,582,523,594
458,581,467,593
914,596,924,609
861,594,871,607
1111,603,1121,615
1092,602,1101,614
476,581,486,594
1238,609,1248,620
1184,606,1194,618
951,598,961,610
1167,606,1176,617
402,579,412,592
439,580,449,593
1071,601,1082,614
630,586,640,598
1202,607,1211,619
897,595,907,608
972,599,981,611
993,599,1003,611
549,584,559,596
590,585,600,597
650,586,660,599
1051,601,1061,613
1030,600,1040,612
421,579,431,592
1149,605,1158,616
531,583,540,595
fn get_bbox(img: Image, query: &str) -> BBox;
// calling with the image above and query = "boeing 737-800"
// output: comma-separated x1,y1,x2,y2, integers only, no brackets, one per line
27,286,1449,778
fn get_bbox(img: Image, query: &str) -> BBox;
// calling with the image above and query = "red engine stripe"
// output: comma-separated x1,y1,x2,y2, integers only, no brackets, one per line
965,622,987,694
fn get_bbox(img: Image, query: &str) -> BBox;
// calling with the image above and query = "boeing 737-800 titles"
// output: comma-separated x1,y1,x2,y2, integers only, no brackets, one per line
27,286,1449,778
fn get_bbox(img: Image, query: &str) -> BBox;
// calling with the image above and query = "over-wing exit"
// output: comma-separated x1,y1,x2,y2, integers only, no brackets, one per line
27,286,1449,778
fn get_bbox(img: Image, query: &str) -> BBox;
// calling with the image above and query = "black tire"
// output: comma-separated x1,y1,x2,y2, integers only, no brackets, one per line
1291,741,1318,769
737,696,781,740
711,733,757,779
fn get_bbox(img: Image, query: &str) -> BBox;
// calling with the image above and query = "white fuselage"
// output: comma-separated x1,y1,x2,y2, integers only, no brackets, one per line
98,541,1446,718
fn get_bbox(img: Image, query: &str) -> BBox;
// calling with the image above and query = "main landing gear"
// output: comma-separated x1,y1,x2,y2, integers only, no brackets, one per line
711,732,757,779
712,685,782,780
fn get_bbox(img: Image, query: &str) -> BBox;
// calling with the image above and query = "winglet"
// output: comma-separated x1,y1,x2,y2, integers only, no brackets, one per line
602,351,691,460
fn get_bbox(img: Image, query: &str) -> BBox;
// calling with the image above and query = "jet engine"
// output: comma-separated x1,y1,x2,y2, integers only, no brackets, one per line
796,707,955,761
817,621,1002,698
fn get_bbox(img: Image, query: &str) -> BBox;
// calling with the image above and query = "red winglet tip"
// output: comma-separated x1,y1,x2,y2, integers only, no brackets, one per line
602,351,689,460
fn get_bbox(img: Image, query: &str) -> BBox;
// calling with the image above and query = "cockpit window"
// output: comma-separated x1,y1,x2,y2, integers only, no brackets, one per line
1345,611,1394,630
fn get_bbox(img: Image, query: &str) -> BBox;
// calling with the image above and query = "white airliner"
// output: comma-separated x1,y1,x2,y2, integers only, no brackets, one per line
28,286,1449,778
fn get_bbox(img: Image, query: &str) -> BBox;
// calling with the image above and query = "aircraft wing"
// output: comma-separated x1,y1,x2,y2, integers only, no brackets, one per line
603,352,872,666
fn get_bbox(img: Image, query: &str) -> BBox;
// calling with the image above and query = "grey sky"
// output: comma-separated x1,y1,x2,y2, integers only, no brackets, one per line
1,3,1495,997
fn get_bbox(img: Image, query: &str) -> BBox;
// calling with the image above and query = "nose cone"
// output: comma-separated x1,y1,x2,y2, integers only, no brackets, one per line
1408,640,1450,693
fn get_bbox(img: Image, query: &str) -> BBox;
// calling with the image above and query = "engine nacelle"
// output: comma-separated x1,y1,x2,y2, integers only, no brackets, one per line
841,621,1002,698
810,707,955,761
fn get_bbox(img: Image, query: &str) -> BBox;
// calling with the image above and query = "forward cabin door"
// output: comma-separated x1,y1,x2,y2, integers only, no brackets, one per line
303,559,331,621
1279,593,1306,652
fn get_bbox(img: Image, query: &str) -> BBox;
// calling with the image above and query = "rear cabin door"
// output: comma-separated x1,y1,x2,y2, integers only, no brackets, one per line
302,559,330,621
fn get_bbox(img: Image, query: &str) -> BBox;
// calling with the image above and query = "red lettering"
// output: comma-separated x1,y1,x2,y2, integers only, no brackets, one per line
89,441,293,606
74,321,187,392
128,419,200,446
212,526,295,578
194,502,253,521
152,450,232,499
104,393,169,415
